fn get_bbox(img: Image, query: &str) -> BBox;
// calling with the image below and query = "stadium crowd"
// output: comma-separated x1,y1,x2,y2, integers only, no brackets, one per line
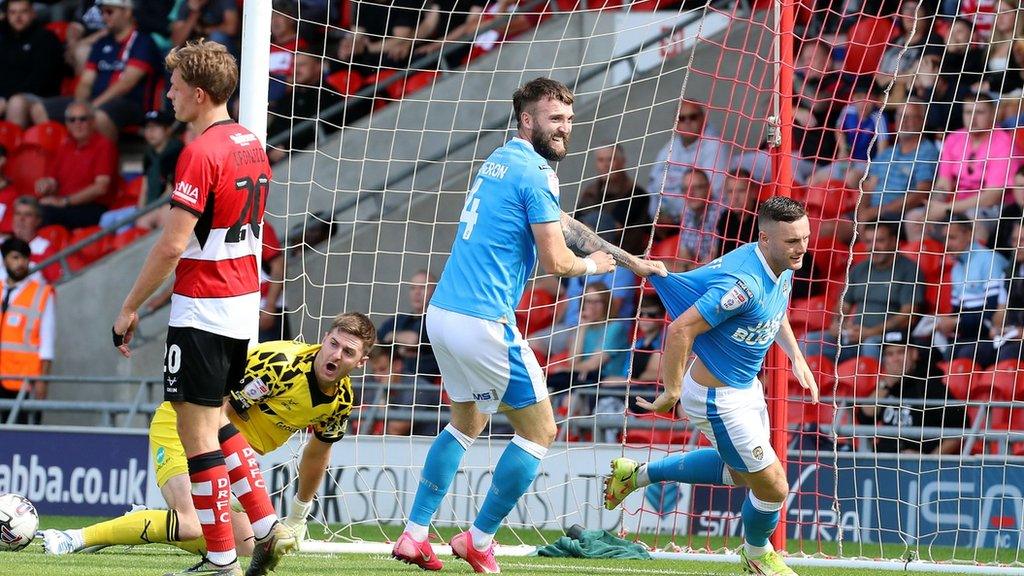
1,0,1023,458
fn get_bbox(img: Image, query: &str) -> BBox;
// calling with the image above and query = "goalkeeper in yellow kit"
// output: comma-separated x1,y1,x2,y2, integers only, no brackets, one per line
41,312,376,557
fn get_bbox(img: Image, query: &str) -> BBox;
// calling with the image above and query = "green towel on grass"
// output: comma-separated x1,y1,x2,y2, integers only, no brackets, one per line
535,528,651,559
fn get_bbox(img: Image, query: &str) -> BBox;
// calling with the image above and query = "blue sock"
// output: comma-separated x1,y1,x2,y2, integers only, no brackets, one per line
742,492,782,548
409,424,472,526
646,448,727,485
472,435,547,534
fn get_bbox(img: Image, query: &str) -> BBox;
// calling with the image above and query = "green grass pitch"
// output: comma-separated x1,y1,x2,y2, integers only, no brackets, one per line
4,516,1010,576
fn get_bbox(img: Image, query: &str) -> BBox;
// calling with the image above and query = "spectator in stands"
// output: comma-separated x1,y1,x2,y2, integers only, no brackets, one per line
716,168,759,256
944,0,1001,42
134,110,184,230
171,0,240,54
0,146,15,236
929,94,1018,226
415,0,488,68
556,263,641,325
0,0,63,127
64,1,109,75
33,0,161,141
809,83,887,185
991,219,1024,363
938,18,988,96
267,53,343,161
597,293,667,415
647,100,729,215
537,282,631,412
877,0,944,82
674,168,721,270
335,0,420,76
791,39,850,178
1,196,61,283
856,330,967,454
574,144,650,255
858,100,938,223
0,237,54,425
904,54,961,132
984,0,1024,84
378,269,439,379
804,220,921,362
363,346,440,436
268,0,308,103
989,38,1024,95
34,101,119,230
936,212,1009,366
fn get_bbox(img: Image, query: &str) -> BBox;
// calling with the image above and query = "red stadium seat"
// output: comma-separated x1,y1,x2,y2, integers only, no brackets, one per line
7,144,52,196
23,121,67,154
325,70,365,96
993,359,1024,401
386,71,437,100
109,177,142,211
836,356,879,398
109,227,150,251
622,412,691,446
65,226,113,272
841,15,898,76
0,121,23,153
944,357,979,401
787,293,836,336
44,20,70,44
803,180,857,220
515,287,556,336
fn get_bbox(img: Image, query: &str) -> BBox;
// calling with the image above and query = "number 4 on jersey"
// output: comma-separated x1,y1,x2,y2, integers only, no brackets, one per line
460,178,482,240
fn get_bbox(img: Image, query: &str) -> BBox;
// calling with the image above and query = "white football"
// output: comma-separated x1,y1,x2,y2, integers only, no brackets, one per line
0,493,38,552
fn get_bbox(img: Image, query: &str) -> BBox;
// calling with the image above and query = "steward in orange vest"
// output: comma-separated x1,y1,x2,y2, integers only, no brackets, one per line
0,238,54,394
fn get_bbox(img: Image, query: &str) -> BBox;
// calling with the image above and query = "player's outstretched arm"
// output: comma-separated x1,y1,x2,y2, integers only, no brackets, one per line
775,315,819,404
532,220,615,277
559,212,667,278
112,208,198,357
637,306,711,413
282,437,333,544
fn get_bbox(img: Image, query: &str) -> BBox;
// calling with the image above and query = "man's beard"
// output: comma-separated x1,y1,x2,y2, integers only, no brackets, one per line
532,128,569,162
6,268,27,282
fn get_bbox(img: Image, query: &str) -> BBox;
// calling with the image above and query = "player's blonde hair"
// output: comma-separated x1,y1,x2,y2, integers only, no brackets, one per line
329,312,377,356
165,39,238,105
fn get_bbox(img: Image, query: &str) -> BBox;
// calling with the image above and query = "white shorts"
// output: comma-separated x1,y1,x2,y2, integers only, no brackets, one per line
425,305,548,414
680,370,777,473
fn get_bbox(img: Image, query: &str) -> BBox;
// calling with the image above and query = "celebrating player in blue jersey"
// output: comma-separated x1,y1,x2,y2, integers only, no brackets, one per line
604,196,818,576
390,77,667,573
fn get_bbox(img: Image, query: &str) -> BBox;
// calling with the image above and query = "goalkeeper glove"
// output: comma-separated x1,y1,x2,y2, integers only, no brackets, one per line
281,495,313,546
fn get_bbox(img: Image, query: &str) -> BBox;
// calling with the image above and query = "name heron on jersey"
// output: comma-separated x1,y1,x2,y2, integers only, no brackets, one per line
172,181,200,204
480,161,508,179
732,311,785,345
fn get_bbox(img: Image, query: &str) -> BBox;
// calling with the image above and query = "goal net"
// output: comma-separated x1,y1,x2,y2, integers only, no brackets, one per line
253,0,1024,572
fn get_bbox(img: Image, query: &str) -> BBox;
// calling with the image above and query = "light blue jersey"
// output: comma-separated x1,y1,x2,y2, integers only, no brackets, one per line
649,243,794,388
431,138,563,322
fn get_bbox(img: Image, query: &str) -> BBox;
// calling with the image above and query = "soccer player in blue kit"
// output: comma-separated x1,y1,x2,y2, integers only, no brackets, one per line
390,77,668,573
604,196,819,576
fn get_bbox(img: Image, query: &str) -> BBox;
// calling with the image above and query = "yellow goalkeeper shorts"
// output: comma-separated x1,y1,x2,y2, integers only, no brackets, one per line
149,401,188,488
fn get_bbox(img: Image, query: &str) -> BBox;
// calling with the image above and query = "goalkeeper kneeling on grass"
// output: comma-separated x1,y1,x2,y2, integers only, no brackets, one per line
42,312,376,558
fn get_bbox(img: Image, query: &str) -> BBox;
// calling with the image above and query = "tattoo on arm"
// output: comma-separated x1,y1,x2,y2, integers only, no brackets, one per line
559,212,637,266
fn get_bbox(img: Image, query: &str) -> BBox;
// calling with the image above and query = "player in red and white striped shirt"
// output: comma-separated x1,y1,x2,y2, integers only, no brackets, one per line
112,40,294,576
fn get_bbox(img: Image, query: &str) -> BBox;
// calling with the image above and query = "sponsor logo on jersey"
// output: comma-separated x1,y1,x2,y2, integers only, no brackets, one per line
721,286,749,311
473,391,493,401
155,447,166,466
479,161,509,179
730,311,785,345
546,172,560,198
243,377,270,401
172,181,200,204
229,132,259,147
